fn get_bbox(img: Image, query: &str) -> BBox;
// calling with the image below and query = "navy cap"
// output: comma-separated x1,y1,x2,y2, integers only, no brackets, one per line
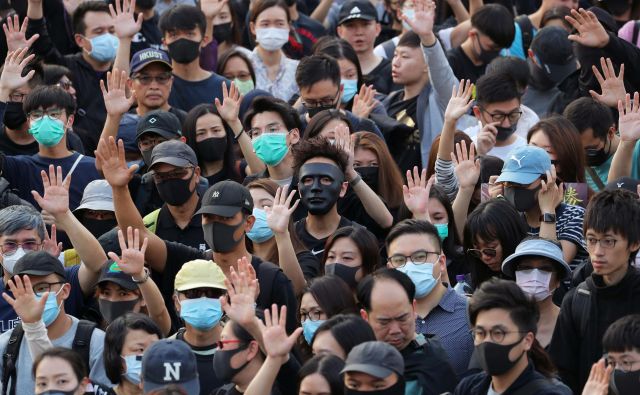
606,176,640,195
142,339,199,394
130,48,172,74
12,251,66,280
496,145,551,185
338,0,378,25
530,26,578,84
502,238,572,280
136,110,182,141
341,341,404,378
97,260,137,291
196,180,253,217
149,140,198,170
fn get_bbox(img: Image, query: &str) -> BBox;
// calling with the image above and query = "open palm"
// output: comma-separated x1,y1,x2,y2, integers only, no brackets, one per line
403,166,433,219
107,227,147,277
260,305,302,359
101,69,135,116
111,0,143,39
452,141,480,189
3,15,39,53
215,81,242,123
95,137,139,187
590,58,625,108
32,165,70,216
0,48,36,93
618,92,640,142
265,186,298,234
566,8,609,48
445,79,473,122
221,257,259,326
201,0,228,19
403,0,436,38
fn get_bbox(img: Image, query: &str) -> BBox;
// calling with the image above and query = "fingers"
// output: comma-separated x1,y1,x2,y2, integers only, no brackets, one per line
592,63,605,86
117,227,127,251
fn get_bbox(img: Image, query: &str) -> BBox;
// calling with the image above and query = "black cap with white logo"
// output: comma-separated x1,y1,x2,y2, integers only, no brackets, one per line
196,180,254,217
135,110,182,141
338,0,378,25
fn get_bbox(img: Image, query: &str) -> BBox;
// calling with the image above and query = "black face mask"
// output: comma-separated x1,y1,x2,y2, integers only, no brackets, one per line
136,0,155,10
212,345,250,382
503,185,540,212
197,136,227,163
475,338,526,376
307,101,338,119
606,1,631,17
156,174,195,206
203,219,245,253
99,298,139,324
81,218,117,239
38,386,80,395
141,149,153,167
476,36,501,64
168,38,201,64
354,166,379,192
298,163,344,215
213,22,233,44
345,379,405,395
325,263,360,289
4,102,27,130
611,369,640,395
586,139,611,167
495,125,516,141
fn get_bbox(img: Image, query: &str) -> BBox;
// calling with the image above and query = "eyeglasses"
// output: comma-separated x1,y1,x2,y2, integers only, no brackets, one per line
32,281,66,297
586,237,617,250
216,339,246,350
480,108,523,124
248,123,287,139
300,309,324,322
137,136,168,151
180,288,225,299
150,167,194,183
387,250,440,268
57,80,73,91
605,354,640,373
9,92,26,102
467,248,497,259
1,241,42,256
471,327,526,343
133,73,172,85
301,91,340,109
28,108,64,120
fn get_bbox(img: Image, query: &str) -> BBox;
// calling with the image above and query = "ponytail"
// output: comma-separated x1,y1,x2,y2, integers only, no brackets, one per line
528,338,557,378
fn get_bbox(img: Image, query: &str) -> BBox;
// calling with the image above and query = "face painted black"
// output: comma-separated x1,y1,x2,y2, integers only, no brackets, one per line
297,162,344,215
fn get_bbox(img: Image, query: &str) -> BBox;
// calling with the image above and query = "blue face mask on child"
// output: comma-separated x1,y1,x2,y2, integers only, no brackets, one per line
246,208,274,243
179,297,223,330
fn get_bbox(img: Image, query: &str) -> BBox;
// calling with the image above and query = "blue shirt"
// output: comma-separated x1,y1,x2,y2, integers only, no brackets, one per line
168,73,228,112
585,140,640,191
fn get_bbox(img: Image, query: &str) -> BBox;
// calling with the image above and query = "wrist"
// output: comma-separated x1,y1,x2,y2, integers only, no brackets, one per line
274,229,290,238
228,119,243,133
346,168,358,181
420,33,437,47
132,267,150,283
117,35,133,42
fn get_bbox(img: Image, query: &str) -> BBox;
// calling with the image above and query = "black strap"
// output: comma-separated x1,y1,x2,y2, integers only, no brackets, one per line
516,15,535,52
586,166,606,190
2,323,24,395
633,20,640,45
571,283,591,337
73,320,97,373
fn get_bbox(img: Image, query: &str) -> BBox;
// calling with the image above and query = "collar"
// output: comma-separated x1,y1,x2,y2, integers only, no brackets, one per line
158,197,202,230
437,285,459,313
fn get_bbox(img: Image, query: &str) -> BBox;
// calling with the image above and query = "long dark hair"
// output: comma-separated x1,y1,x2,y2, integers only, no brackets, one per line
313,314,377,356
469,278,557,378
430,185,463,259
301,275,358,322
298,354,345,395
321,226,381,275
182,103,239,181
313,36,363,109
217,49,256,85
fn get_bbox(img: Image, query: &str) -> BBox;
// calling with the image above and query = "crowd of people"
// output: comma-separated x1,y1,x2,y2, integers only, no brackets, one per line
0,0,637,393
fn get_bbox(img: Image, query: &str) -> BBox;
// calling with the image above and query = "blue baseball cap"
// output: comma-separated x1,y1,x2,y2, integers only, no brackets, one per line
142,339,199,394
502,238,571,280
495,145,551,185
130,48,172,74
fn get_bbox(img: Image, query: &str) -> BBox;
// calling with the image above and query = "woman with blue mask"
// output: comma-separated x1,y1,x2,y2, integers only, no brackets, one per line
93,313,162,395
248,179,320,296
33,348,90,395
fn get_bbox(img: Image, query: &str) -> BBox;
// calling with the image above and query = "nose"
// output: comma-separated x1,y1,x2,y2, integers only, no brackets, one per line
310,178,322,192
500,118,512,128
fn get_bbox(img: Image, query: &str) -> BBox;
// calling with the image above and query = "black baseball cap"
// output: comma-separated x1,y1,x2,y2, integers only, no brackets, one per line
97,260,137,291
530,26,577,84
130,48,172,74
341,341,404,378
196,181,253,217
338,0,378,25
142,339,199,394
12,251,66,280
149,140,198,170
136,110,182,141
606,177,640,195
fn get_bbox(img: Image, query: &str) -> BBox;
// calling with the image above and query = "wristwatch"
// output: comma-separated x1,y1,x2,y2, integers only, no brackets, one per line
132,267,150,284
540,213,557,223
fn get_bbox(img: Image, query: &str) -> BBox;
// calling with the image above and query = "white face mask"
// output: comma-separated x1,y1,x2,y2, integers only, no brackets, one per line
2,248,26,275
515,268,552,302
256,27,290,51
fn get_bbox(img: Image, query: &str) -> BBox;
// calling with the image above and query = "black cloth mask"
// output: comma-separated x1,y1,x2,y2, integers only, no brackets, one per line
141,149,153,167
81,218,117,239
586,139,611,167
4,102,27,130
213,22,233,44
212,345,250,382
345,379,405,395
354,166,379,192
611,369,640,395
136,0,156,10
475,338,526,376
503,185,540,212
98,298,139,324
325,263,359,289
168,38,201,64
476,36,500,64
156,174,195,206
495,125,516,141
298,163,344,215
197,137,227,162
307,102,338,119
203,219,245,253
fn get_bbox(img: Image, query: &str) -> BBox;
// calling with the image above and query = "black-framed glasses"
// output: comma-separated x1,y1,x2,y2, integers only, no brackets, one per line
28,108,65,120
387,250,440,268
248,122,287,139
604,354,640,373
467,248,497,259
1,241,42,256
480,107,522,124
33,281,65,297
586,237,617,250
150,167,194,183
180,288,225,299
133,73,172,85
471,327,526,343
301,91,340,109
300,309,325,322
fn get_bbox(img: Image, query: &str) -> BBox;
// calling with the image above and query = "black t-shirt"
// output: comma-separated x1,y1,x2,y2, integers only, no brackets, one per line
294,216,356,257
297,250,320,280
130,13,163,56
175,328,223,395
154,201,207,250
364,58,397,95
446,47,485,83
88,383,116,395
384,91,421,174
0,125,85,156
337,187,390,241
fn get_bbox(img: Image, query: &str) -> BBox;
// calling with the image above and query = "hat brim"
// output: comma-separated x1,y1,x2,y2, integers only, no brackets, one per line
502,251,571,280
131,59,172,74
175,282,226,292
136,128,180,141
542,60,578,84
195,205,241,217
338,14,377,25
143,378,200,395
13,268,65,279
341,363,394,379
97,276,138,291
149,157,193,169
495,171,541,185
74,200,115,213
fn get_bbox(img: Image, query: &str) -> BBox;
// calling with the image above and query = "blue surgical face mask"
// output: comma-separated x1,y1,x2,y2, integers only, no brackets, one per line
247,208,274,243
121,354,142,385
35,286,64,326
179,297,223,330
29,116,66,147
88,33,119,62
341,79,358,103
302,319,325,344
434,223,449,241
252,132,289,166
397,261,441,298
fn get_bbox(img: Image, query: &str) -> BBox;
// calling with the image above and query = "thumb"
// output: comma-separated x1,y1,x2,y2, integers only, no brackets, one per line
589,90,602,100
289,327,303,343
31,190,44,205
38,291,49,309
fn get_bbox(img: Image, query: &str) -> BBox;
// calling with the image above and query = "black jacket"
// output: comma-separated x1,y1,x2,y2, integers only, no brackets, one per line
548,266,640,393
401,336,458,395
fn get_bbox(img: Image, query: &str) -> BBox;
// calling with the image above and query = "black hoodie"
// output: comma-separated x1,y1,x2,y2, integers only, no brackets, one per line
548,265,640,393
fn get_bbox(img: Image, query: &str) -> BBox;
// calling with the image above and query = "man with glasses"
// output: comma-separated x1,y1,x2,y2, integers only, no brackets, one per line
550,189,640,393
600,314,640,395
357,268,458,395
385,219,473,377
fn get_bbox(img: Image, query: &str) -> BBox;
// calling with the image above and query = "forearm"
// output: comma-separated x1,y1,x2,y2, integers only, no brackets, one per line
232,120,266,175
310,0,332,24
245,356,285,395
434,159,459,201
23,320,52,359
56,210,107,271
538,221,557,241
437,119,457,160
447,0,469,23
449,20,472,52
469,0,483,15
422,40,457,110
560,241,577,265
274,232,306,296
608,140,636,180
27,0,43,20
113,38,132,75
350,176,394,228
452,186,473,241
100,113,124,143
136,276,172,335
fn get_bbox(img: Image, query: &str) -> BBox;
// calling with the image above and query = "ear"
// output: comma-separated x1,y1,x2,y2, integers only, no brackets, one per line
246,340,261,360
249,21,256,37
608,126,617,139
74,34,87,49
336,25,344,39
630,242,640,253
180,136,187,143
411,299,417,319
523,331,535,352
66,114,74,128
473,105,482,119
375,22,381,37
244,214,256,232
288,128,300,146
339,181,348,198
201,34,212,47
359,308,369,321
173,293,181,314
59,282,71,301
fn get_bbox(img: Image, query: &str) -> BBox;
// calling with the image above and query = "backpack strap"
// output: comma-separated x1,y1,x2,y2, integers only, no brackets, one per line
515,15,535,52
2,324,24,395
143,209,161,234
571,282,591,337
633,20,640,46
586,166,606,191
382,39,396,60
72,320,96,374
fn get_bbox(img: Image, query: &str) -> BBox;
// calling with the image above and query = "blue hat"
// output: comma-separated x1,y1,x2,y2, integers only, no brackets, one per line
130,48,172,74
502,238,571,280
142,339,199,394
496,145,551,185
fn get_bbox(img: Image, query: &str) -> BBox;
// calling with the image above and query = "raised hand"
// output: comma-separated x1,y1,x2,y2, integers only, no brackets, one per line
0,48,36,96
107,227,147,278
221,256,259,327
258,304,302,361
334,123,355,174
403,0,436,44
265,186,299,235
618,92,640,142
100,69,135,116
3,15,39,53
95,137,139,187
566,8,609,48
445,80,474,122
403,166,434,221
110,0,143,39
31,165,70,217
581,359,612,395
201,0,228,20
214,81,242,124
352,84,377,119
42,224,63,257
476,122,499,155
589,58,625,108
2,275,48,323
538,165,563,213
452,141,480,189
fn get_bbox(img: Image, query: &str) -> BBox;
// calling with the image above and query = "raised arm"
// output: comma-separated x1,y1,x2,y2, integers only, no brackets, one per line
107,227,171,335
403,167,435,222
3,16,39,55
589,58,626,109
26,0,66,65
95,137,169,272
31,165,107,296
0,48,36,103
537,166,562,242
609,93,640,181
99,69,136,143
111,0,143,74
451,141,480,241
